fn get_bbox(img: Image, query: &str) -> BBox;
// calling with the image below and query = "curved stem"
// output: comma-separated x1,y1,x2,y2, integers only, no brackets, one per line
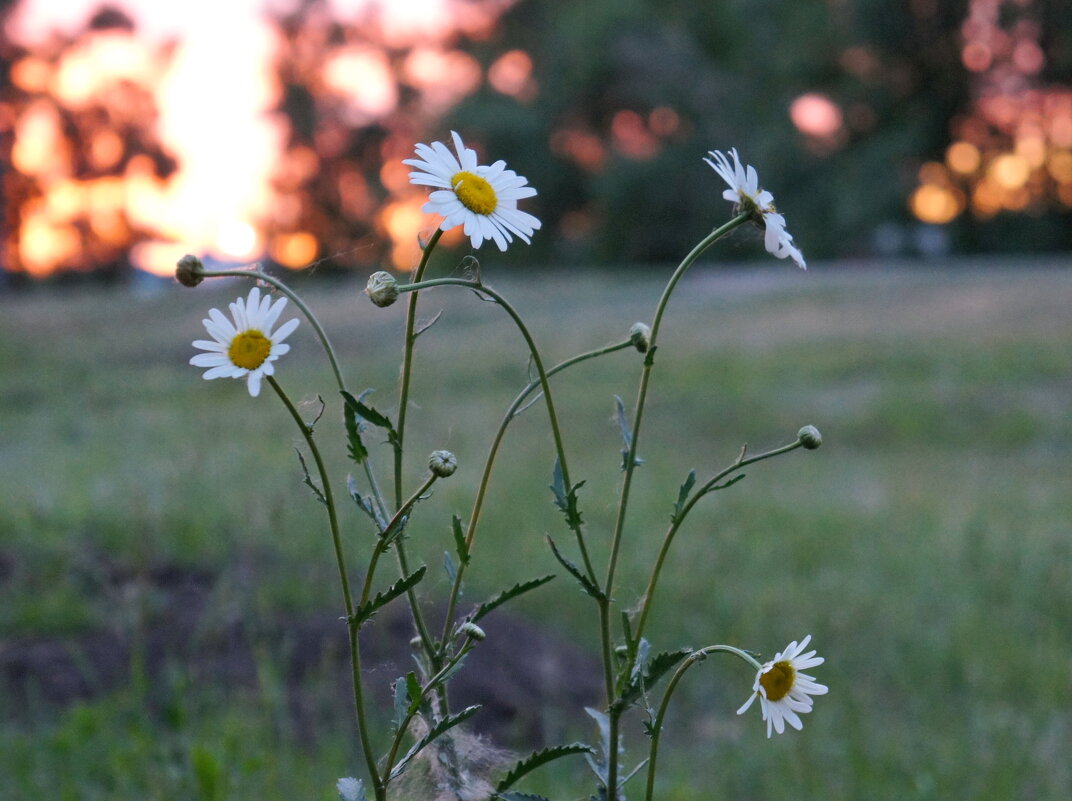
391,228,444,673
644,645,761,801
604,213,749,608
631,437,805,647
266,376,382,800
396,277,598,584
439,339,634,643
201,268,346,392
202,267,391,527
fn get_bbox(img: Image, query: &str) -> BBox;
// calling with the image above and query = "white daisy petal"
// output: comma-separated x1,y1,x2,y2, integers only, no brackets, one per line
406,131,540,251
739,635,826,737
706,148,806,269
188,287,299,396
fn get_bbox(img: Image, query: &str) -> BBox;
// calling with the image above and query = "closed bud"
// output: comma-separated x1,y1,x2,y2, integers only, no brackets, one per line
629,322,651,353
365,270,399,307
429,449,457,478
459,622,486,641
175,254,205,287
798,425,822,450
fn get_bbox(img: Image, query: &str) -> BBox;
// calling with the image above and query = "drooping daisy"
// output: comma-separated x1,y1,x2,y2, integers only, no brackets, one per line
190,286,300,397
404,130,541,251
737,635,828,737
705,148,807,270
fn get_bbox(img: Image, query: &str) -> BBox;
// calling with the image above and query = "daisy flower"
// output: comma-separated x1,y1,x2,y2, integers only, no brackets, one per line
190,286,300,397
705,148,807,270
404,130,541,251
737,635,828,737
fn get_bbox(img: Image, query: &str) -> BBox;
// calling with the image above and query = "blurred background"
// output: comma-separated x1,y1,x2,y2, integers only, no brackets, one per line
1,0,1071,284
1,2,1071,801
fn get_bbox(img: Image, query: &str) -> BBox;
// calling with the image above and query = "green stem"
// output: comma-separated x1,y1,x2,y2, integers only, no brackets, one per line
603,214,749,797
396,277,599,584
392,228,445,672
201,267,391,526
644,645,761,801
439,340,634,643
266,376,383,800
631,437,805,647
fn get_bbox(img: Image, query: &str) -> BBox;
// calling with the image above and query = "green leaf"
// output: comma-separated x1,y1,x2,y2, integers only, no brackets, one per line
671,469,696,524
352,566,427,627
341,389,401,457
472,575,555,622
392,676,410,732
340,391,369,465
612,648,693,712
388,705,481,780
443,550,457,584
347,474,385,527
614,396,643,471
495,793,554,801
452,515,470,567
708,473,746,493
549,459,586,529
295,449,326,505
495,743,594,793
546,536,603,601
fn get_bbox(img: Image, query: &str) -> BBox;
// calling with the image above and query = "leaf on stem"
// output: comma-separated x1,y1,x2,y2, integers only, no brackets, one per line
443,550,457,584
294,448,326,505
546,536,603,601
451,515,471,567
413,309,444,339
549,459,586,529
347,474,385,527
352,566,428,627
472,574,555,623
340,391,369,465
612,648,693,713
388,705,482,780
495,743,594,793
341,390,401,457
670,469,696,524
614,396,643,471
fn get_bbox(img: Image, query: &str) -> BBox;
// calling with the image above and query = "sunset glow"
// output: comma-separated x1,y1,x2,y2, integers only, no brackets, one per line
1,0,519,278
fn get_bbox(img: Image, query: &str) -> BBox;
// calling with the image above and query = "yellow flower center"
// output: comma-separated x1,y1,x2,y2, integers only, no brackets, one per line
228,330,271,370
759,660,796,702
451,170,498,215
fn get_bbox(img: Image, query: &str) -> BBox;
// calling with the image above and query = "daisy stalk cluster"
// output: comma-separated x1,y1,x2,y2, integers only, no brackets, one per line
178,133,826,801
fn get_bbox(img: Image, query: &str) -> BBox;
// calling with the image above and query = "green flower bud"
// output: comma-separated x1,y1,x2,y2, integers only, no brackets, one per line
429,449,457,478
629,322,651,353
798,425,822,450
175,254,205,287
459,621,486,641
365,270,399,307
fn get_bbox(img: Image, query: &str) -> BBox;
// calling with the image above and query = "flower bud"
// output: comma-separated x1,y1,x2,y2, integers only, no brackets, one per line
175,254,205,287
629,322,651,353
459,621,486,641
365,270,399,307
798,425,822,450
428,449,457,478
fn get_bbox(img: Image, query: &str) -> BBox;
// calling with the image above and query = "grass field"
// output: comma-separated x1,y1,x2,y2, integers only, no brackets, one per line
1,257,1070,800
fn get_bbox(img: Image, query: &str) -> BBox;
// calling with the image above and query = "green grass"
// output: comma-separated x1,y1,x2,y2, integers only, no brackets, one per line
2,259,1070,800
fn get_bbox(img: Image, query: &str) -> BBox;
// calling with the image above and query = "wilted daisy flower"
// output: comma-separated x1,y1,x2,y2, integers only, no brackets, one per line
190,286,299,397
737,635,828,737
705,148,806,270
404,130,541,251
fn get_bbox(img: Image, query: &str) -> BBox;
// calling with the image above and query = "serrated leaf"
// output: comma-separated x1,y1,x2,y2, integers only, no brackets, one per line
392,676,410,731
295,449,326,505
549,459,587,529
341,390,400,456
629,638,651,684
472,575,555,623
347,474,385,527
495,743,594,793
671,469,697,523
546,537,603,601
388,705,481,780
352,567,427,627
613,648,693,712
340,391,369,465
452,515,470,567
